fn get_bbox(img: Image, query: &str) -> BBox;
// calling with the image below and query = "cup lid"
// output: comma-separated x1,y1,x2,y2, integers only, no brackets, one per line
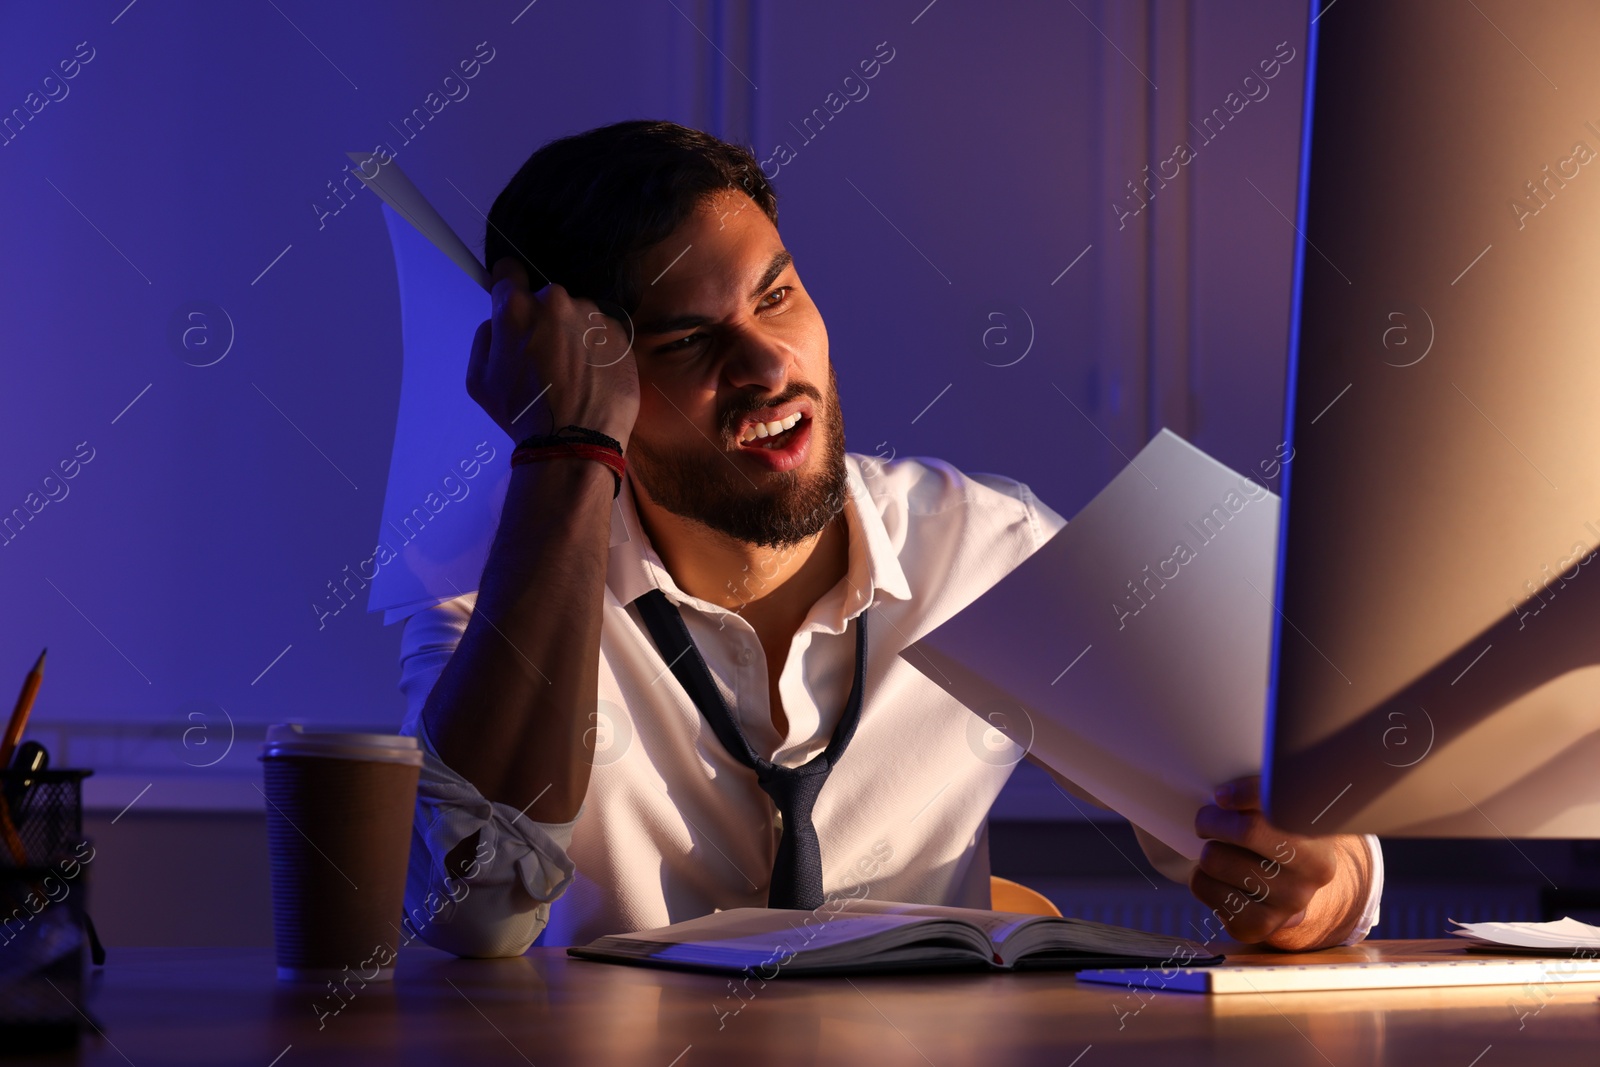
259,723,422,766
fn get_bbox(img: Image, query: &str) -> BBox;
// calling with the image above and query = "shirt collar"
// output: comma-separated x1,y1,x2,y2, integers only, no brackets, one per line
607,454,913,624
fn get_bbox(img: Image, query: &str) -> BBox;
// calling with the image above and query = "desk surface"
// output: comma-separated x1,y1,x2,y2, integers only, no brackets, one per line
34,940,1600,1065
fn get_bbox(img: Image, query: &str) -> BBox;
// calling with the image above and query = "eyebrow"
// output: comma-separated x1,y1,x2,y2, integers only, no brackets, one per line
634,249,793,335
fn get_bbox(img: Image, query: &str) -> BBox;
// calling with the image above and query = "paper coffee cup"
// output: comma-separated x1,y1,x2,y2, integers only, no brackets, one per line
260,724,422,983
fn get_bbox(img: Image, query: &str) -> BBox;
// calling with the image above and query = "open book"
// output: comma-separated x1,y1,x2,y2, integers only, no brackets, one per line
568,899,1222,976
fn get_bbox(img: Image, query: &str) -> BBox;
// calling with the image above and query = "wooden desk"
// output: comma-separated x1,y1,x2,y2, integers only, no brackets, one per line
39,940,1600,1065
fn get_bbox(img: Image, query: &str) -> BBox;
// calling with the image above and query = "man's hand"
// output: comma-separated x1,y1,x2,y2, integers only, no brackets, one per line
467,257,640,447
1190,775,1374,951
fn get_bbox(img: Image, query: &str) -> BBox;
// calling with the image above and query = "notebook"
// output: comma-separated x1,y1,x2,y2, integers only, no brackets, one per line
568,899,1222,976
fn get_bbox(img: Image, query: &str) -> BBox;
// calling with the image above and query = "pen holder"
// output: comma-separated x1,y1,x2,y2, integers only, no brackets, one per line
0,769,96,1052
0,768,91,868
0,861,91,1052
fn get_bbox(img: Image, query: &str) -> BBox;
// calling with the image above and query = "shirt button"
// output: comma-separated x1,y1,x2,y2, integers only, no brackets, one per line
737,645,755,666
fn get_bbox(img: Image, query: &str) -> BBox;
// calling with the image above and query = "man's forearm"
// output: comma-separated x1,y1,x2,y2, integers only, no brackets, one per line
420,458,615,823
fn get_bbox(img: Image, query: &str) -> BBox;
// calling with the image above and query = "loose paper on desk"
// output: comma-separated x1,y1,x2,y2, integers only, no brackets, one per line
1450,917,1600,951
901,429,1279,860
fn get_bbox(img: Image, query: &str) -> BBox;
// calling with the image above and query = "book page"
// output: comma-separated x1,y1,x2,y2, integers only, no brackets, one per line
834,898,1044,945
579,907,950,971
834,899,1210,964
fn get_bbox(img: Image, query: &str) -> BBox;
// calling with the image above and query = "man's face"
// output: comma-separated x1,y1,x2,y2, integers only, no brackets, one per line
623,190,848,549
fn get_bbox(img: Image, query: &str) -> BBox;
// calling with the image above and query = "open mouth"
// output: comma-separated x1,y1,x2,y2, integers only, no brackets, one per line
734,410,813,473
738,411,806,449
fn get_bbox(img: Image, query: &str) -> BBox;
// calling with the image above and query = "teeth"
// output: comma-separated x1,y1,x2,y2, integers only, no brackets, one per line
740,411,803,445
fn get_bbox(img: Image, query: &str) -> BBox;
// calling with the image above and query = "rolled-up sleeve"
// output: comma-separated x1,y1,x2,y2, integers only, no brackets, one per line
395,595,581,958
1344,834,1384,945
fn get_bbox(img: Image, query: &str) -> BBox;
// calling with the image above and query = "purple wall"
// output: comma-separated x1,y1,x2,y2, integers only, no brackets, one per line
0,1,1307,816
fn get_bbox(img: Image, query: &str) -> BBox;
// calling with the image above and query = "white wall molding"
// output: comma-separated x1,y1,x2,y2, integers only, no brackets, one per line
1097,0,1198,453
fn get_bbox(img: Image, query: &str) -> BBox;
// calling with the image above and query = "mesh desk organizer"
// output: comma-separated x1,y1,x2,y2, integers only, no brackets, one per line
0,766,104,1052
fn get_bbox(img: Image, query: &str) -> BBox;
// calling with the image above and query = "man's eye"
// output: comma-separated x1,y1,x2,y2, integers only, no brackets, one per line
762,286,794,309
660,333,707,352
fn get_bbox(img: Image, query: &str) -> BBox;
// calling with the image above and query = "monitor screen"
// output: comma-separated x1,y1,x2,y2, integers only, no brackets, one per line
1265,0,1600,838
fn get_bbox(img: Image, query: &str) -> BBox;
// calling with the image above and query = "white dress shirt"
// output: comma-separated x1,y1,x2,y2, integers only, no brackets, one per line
395,451,1383,956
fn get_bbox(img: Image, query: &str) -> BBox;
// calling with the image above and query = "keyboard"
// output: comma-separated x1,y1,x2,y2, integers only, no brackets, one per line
1077,957,1600,994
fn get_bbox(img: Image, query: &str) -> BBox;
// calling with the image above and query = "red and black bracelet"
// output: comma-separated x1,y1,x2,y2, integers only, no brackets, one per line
510,425,626,498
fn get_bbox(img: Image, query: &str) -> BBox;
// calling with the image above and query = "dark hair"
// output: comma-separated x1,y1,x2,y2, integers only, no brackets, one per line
484,120,778,315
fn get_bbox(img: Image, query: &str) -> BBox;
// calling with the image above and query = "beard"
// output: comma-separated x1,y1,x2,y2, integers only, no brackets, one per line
626,362,850,549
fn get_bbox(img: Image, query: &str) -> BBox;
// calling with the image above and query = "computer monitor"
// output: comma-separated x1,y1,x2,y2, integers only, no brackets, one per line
1264,0,1600,838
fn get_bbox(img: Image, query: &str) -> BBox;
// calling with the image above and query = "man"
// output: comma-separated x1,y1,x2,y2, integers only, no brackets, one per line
396,120,1380,957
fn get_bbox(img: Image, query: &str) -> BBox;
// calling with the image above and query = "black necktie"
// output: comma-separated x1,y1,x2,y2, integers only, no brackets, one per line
633,587,868,911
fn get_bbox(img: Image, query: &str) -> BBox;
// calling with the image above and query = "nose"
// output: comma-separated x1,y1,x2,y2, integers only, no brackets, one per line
719,319,794,395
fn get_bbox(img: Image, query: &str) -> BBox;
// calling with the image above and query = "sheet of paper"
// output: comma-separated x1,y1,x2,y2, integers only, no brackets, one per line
901,429,1279,860
364,187,632,622
346,151,490,290
1450,917,1600,950
363,201,504,620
